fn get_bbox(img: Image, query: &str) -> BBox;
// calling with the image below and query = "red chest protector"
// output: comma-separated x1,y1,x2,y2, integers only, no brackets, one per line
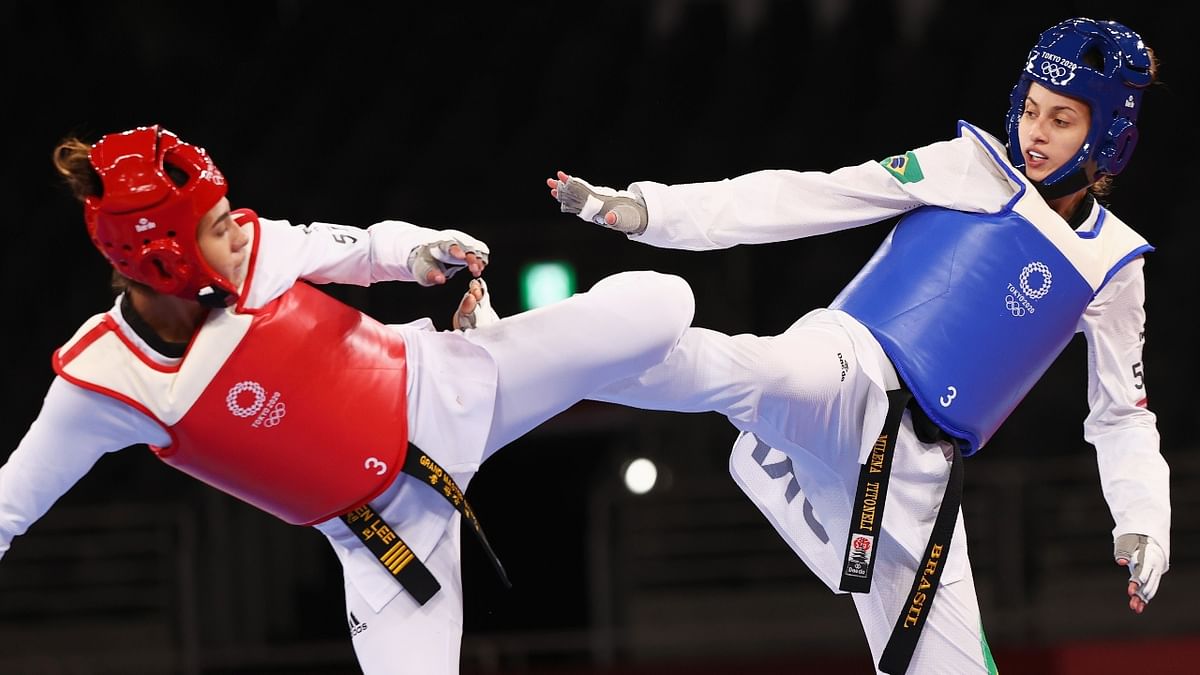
55,282,410,526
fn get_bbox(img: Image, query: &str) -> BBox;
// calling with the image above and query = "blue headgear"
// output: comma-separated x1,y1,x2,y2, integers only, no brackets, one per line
1005,18,1152,192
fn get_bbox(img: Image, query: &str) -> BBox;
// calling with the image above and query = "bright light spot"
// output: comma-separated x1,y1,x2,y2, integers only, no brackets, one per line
623,458,658,495
520,261,576,310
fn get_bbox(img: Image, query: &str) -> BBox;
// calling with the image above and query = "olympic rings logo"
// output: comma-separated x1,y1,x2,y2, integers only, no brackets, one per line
262,402,287,427
1005,295,1026,317
227,381,266,417
1040,61,1067,80
1037,58,1076,86
1019,262,1052,299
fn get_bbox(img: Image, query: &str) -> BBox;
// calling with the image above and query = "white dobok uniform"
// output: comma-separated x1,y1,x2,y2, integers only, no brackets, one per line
592,123,1170,674
0,216,694,674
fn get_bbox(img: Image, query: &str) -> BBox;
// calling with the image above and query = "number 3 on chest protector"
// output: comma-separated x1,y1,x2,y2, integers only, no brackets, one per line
364,457,388,475
939,386,958,407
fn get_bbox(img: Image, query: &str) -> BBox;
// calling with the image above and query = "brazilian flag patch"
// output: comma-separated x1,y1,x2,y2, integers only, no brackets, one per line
880,151,925,184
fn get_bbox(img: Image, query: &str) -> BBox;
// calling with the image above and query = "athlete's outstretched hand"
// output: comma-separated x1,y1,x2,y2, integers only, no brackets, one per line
409,230,489,286
1114,533,1168,614
547,170,649,235
453,278,498,331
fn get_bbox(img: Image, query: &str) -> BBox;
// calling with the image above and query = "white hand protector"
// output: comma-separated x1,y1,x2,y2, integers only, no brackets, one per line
1114,533,1168,603
453,278,498,330
408,229,490,287
554,175,648,235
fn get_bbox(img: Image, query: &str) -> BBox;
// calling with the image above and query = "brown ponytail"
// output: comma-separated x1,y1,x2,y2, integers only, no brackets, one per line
52,137,102,203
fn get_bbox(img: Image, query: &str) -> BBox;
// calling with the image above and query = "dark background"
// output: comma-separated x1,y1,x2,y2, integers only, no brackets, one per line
1,2,1195,673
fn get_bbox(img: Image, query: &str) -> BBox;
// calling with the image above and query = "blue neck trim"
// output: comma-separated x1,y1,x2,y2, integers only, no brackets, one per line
956,120,1026,213
1075,206,1106,240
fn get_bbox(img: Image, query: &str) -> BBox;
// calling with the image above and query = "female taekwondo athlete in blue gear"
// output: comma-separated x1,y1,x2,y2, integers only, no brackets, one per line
548,17,1169,675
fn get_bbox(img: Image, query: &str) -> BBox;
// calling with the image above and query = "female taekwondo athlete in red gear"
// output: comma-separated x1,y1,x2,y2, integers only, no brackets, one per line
0,125,694,674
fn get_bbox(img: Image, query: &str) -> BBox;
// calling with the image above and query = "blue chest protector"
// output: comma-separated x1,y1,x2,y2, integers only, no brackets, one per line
831,207,1096,453
830,122,1152,455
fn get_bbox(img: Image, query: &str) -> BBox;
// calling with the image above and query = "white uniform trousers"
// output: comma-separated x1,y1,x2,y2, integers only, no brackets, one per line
594,309,996,674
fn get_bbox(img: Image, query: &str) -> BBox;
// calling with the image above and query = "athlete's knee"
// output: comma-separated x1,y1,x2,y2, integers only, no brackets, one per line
592,270,695,327
587,271,695,365
647,272,695,330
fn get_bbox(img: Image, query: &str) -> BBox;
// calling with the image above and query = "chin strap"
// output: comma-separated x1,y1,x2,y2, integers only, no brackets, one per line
1031,167,1094,201
197,285,235,308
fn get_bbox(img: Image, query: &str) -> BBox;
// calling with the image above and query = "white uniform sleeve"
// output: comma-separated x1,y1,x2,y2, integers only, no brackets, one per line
246,217,464,306
0,378,168,561
1079,258,1170,561
629,135,1016,251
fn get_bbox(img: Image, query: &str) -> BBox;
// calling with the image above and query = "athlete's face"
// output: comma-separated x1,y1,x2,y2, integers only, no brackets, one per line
197,197,249,288
1017,82,1091,182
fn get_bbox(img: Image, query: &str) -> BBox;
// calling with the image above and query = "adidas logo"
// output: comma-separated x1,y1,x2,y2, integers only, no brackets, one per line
349,611,369,636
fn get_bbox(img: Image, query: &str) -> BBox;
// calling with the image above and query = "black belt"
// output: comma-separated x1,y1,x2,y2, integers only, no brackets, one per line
840,388,911,591
839,386,966,674
339,444,510,605
880,438,963,674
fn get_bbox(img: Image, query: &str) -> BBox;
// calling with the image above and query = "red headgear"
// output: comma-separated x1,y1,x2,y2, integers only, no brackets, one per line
84,125,235,302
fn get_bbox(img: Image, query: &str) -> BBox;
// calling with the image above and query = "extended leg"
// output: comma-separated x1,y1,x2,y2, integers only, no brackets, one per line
464,270,694,457
592,313,863,455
